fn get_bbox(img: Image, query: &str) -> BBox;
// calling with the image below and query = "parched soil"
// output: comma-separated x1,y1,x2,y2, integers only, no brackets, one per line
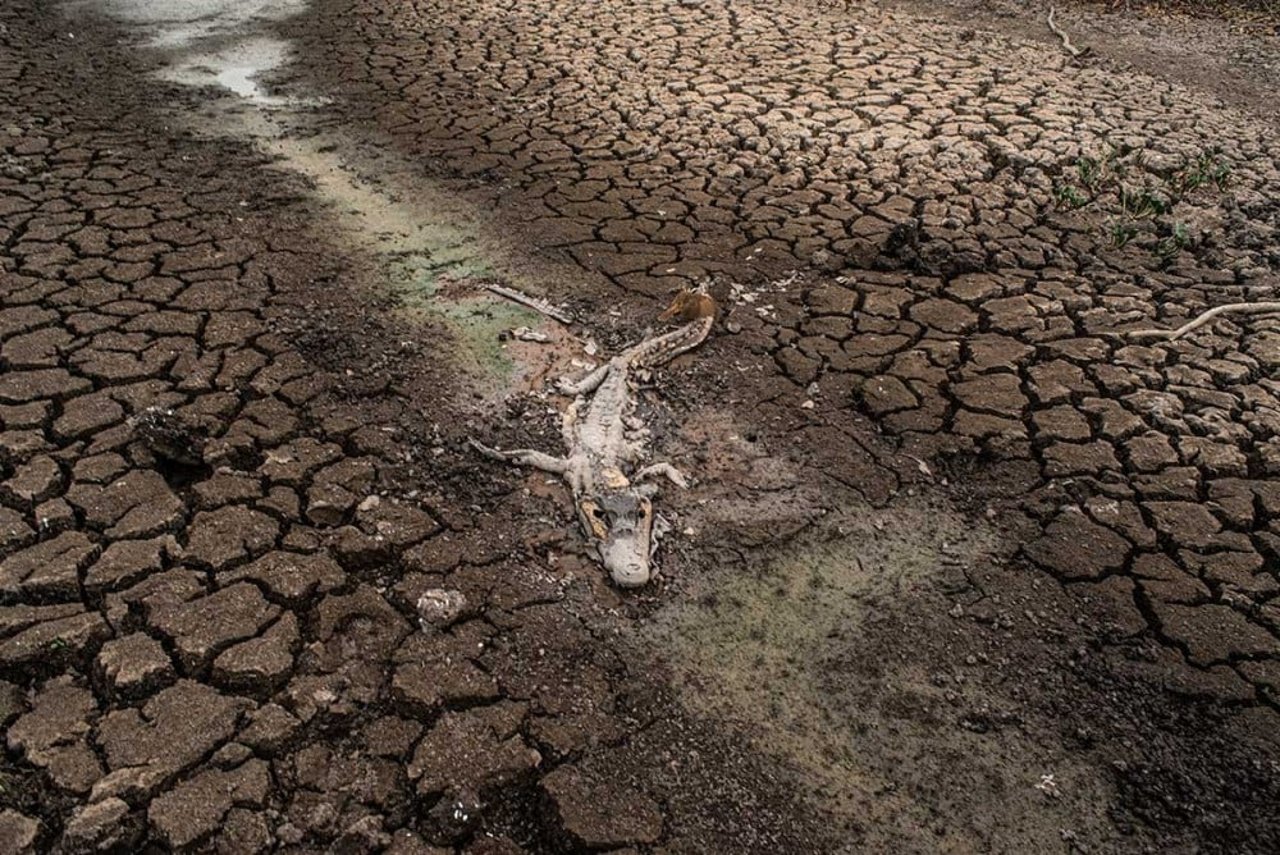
2,0,1279,853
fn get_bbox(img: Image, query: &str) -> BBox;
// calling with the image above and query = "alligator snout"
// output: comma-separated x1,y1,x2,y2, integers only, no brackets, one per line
600,541,652,588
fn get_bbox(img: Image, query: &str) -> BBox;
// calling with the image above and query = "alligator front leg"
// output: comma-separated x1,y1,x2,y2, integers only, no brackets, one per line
470,439,570,475
634,462,689,489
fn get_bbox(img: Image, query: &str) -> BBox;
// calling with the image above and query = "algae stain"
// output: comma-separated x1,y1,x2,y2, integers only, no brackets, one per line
652,497,998,818
264,129,549,386
391,255,540,381
93,0,565,393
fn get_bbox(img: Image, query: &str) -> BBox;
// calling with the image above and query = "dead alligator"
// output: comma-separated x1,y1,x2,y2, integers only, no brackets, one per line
472,290,716,587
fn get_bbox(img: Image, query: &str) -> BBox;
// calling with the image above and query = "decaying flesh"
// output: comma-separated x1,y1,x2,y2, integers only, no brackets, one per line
473,291,716,587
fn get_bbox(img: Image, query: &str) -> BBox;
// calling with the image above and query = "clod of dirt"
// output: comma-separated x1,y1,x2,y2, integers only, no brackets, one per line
128,406,209,467
540,764,664,849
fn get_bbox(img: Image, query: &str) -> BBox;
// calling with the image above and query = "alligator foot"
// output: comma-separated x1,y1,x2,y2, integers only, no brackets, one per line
635,462,689,489
469,438,569,475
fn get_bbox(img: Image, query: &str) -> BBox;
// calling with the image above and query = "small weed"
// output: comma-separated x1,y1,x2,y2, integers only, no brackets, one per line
47,636,69,652
1107,219,1139,249
1077,155,1103,193
1210,160,1232,191
1051,143,1228,263
1155,222,1192,264
1118,184,1171,219
1053,182,1089,210
1168,149,1233,196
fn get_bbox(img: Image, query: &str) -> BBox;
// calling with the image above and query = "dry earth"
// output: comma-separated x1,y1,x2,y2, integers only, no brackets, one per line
2,0,1279,853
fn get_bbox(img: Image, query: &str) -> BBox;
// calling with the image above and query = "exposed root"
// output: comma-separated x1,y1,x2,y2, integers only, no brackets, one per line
1047,7,1091,59
1127,301,1280,341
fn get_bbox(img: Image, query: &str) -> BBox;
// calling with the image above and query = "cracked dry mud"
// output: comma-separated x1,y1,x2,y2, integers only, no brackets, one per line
2,0,1280,852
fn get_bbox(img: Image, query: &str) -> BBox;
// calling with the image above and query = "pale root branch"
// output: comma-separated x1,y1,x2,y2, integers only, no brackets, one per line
1127,301,1280,341
1047,7,1090,59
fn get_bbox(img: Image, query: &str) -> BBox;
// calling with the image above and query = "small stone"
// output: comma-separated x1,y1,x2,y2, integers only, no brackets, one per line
416,589,467,630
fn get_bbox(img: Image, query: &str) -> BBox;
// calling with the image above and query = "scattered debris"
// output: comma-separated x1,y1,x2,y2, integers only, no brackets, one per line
128,406,208,466
1036,773,1061,798
500,326,551,343
904,455,933,477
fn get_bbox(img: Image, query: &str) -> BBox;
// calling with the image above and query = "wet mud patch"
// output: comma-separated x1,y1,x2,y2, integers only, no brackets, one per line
205,119,581,400
646,496,1125,851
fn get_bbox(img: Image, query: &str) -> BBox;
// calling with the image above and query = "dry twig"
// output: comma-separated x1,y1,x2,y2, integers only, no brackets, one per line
1047,7,1091,59
1126,301,1280,341
482,283,574,324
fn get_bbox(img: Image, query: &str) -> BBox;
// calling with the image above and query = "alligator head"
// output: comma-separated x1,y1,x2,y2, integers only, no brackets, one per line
577,490,655,587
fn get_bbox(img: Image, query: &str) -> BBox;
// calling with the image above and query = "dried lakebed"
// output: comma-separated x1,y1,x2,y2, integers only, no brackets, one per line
2,0,1279,852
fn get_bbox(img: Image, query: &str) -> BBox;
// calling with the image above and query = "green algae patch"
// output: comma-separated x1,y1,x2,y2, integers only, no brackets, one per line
392,254,541,381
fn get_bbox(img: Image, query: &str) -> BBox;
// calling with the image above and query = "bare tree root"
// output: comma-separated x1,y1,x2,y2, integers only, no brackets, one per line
1047,7,1091,59
1126,302,1280,341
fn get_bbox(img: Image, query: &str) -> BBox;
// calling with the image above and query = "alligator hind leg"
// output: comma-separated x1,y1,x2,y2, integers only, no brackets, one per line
557,362,610,396
470,439,569,475
561,399,582,448
635,462,689,489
